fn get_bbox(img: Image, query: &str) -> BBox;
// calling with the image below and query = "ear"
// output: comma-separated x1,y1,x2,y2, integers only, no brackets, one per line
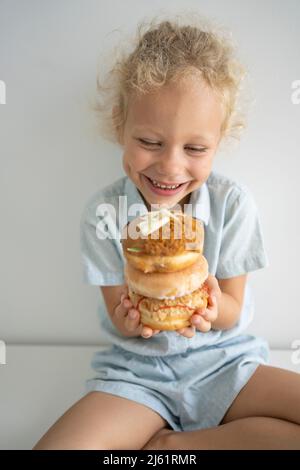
112,105,124,146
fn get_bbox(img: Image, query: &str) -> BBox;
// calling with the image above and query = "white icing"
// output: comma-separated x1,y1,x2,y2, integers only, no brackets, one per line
154,289,193,300
137,208,181,236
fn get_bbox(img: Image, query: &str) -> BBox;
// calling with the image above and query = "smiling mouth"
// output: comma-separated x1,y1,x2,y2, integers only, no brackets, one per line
144,176,186,190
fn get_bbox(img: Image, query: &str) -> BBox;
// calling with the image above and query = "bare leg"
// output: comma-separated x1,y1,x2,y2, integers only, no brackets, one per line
33,391,167,450
144,417,300,450
221,365,300,425
144,365,300,450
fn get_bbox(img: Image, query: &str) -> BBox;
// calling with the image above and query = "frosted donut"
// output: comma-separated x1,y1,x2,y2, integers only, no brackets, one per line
122,213,204,273
125,254,208,299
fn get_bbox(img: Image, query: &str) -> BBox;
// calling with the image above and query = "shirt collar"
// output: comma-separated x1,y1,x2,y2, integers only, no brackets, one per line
187,182,210,226
124,178,148,224
124,177,210,226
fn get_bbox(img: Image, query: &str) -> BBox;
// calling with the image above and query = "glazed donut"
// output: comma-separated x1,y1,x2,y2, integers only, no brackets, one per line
125,254,208,299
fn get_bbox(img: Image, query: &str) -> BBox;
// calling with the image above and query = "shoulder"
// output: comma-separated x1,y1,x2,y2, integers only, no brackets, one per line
80,176,129,227
207,170,252,197
206,170,257,210
79,178,127,285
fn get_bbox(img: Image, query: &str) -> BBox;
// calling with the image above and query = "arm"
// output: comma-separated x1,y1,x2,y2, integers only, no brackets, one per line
101,285,141,337
101,285,127,319
189,273,248,333
213,274,248,330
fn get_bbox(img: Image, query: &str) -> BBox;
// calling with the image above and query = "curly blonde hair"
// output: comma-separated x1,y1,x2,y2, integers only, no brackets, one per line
93,11,251,149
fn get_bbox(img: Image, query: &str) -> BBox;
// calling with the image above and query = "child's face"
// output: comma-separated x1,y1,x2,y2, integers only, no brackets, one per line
121,77,224,208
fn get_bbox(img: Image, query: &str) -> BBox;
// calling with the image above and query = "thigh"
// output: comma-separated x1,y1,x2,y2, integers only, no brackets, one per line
221,365,300,425
33,391,167,450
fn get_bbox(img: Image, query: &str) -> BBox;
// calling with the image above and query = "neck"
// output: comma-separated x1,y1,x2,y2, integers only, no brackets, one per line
139,191,192,212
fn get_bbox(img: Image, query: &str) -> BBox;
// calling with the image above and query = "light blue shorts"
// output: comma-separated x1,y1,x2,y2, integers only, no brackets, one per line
85,334,269,432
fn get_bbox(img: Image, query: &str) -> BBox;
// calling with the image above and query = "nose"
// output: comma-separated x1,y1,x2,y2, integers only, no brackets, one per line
155,146,185,178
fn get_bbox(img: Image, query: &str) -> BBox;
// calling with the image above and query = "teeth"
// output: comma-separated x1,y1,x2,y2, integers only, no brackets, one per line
151,179,181,189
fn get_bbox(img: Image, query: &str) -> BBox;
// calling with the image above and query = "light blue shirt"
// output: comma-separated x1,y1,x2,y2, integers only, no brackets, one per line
80,171,269,356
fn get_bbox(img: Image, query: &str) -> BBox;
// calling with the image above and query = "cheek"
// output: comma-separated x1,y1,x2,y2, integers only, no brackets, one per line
123,147,153,171
189,158,211,180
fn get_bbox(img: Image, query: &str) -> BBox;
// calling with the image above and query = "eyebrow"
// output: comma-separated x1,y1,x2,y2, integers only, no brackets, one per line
132,126,213,143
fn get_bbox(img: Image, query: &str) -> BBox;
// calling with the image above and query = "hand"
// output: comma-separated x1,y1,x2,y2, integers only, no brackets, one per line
112,287,161,339
176,274,222,338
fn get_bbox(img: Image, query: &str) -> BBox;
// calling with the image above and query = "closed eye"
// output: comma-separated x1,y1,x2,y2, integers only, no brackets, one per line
138,138,160,147
137,139,207,153
186,147,207,153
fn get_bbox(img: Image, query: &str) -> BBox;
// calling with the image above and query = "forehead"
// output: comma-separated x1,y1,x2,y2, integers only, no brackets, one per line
126,77,224,140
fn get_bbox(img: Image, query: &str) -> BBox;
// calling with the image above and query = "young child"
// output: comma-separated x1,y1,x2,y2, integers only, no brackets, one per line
34,14,300,450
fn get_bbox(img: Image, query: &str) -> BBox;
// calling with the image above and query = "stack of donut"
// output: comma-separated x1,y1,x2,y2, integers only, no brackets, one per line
122,210,209,330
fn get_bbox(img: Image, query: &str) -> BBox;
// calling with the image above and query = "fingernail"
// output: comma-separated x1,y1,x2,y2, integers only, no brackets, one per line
193,317,201,325
129,310,136,319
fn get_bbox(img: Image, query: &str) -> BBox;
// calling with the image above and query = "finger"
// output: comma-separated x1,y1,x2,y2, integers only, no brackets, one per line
194,305,216,322
120,285,129,300
208,294,217,307
202,307,218,323
190,313,203,326
194,307,206,316
192,315,211,333
152,329,161,335
141,325,155,338
114,303,128,320
124,308,140,331
176,326,196,338
122,298,133,309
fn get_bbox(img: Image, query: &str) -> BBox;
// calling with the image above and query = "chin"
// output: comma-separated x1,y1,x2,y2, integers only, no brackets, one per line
144,194,183,208
139,184,190,209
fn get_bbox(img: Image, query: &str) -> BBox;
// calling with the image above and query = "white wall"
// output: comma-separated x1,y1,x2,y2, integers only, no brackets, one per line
0,0,299,349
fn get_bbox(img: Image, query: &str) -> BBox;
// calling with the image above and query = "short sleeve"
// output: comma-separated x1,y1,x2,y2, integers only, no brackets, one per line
216,187,269,279
79,204,125,286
